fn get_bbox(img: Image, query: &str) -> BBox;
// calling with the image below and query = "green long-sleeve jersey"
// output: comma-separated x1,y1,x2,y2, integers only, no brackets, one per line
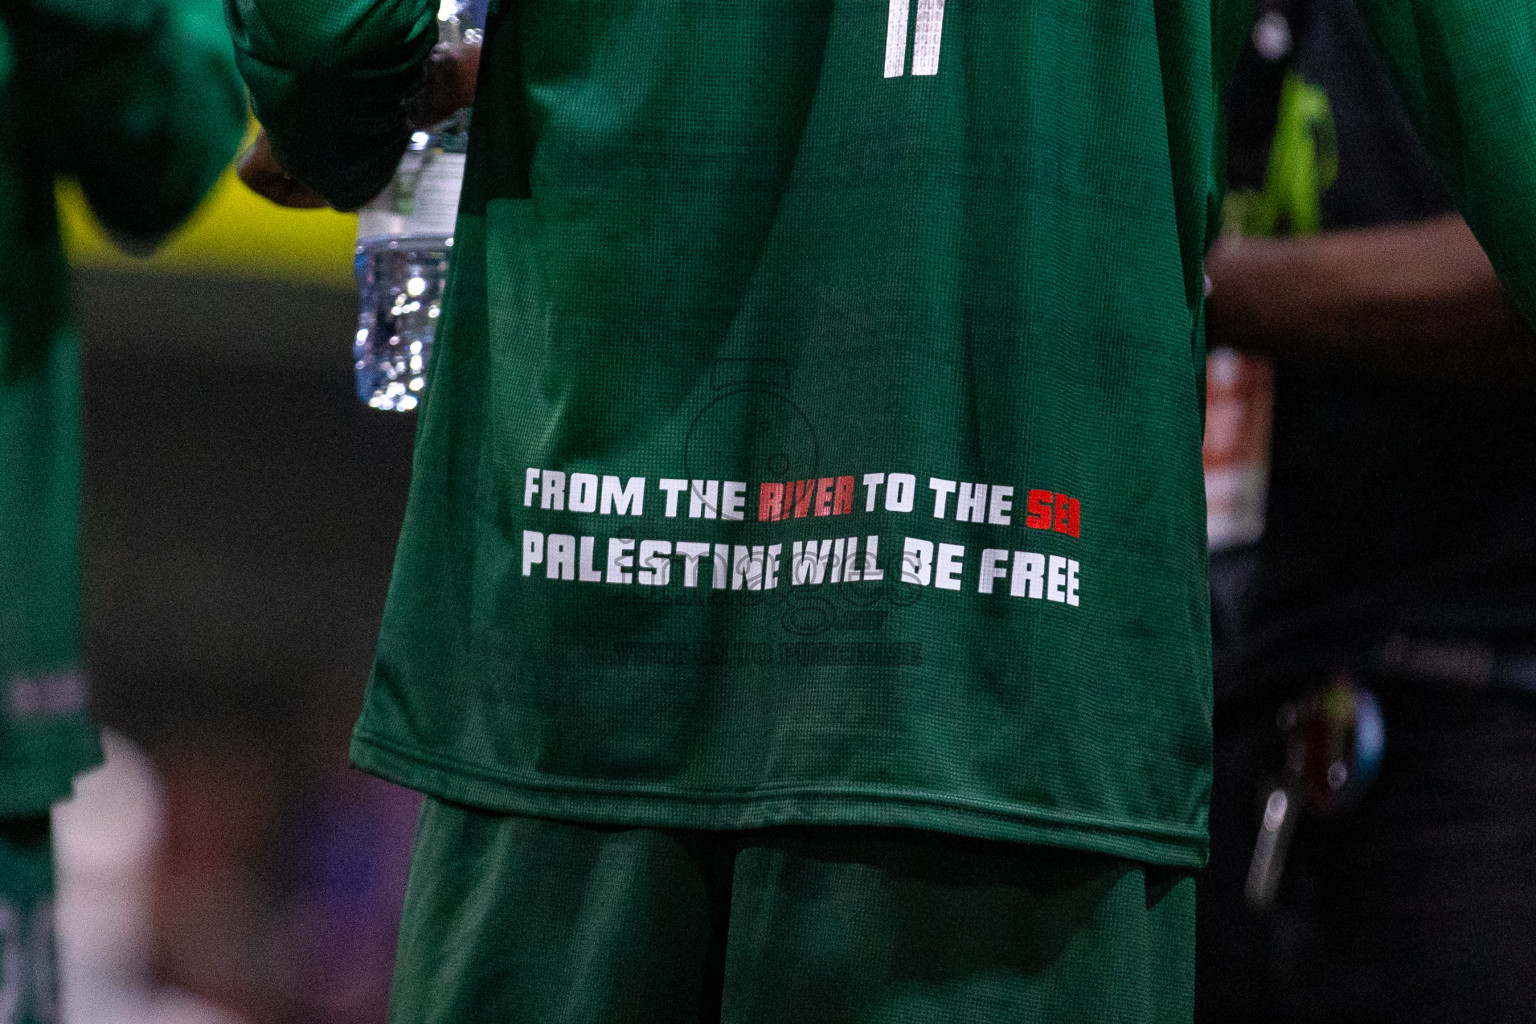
0,0,245,817
231,0,1536,866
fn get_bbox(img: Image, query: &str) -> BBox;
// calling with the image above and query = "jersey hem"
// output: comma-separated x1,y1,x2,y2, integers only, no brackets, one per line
351,729,1209,869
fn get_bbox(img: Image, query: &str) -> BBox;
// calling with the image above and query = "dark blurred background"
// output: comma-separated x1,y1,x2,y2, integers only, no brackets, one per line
82,270,409,751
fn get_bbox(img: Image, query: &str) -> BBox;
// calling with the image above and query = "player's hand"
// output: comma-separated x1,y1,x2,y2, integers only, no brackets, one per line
237,131,329,209
411,41,482,128
237,41,481,210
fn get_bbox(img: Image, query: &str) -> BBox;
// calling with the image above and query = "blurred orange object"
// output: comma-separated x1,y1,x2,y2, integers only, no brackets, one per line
1203,347,1274,550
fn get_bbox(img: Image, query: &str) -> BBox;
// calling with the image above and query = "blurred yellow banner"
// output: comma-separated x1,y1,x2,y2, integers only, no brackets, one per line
58,162,358,291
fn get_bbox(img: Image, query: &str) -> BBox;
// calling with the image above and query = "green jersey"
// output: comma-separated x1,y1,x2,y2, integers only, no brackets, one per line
232,0,1536,867
0,0,244,817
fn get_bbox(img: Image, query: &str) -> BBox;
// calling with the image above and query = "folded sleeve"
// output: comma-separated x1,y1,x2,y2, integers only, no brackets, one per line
2,0,248,243
1354,0,1536,329
225,0,437,210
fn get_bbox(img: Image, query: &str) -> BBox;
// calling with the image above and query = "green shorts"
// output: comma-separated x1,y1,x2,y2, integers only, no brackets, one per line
388,798,1194,1023
0,816,57,1024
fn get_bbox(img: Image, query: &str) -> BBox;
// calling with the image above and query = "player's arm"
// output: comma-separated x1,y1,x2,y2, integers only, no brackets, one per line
1352,0,1536,332
1206,212,1536,378
0,0,247,247
224,0,441,211
235,39,479,210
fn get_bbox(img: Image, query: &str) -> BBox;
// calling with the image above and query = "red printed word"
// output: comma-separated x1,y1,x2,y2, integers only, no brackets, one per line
1023,490,1081,537
759,477,855,521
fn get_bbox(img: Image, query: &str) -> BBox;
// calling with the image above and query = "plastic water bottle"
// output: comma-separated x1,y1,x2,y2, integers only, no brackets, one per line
354,0,485,411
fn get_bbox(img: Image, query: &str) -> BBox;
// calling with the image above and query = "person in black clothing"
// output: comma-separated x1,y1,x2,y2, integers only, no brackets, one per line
1198,0,1536,1021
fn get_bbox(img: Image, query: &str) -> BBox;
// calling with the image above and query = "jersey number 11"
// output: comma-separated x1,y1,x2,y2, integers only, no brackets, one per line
884,0,947,78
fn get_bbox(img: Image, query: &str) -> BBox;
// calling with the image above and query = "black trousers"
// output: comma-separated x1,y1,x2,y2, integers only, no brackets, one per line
1196,681,1536,1024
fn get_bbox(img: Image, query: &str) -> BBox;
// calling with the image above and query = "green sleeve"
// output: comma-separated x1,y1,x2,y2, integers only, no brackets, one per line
225,0,438,210
1211,0,1257,96
1353,0,1536,329
1,0,247,243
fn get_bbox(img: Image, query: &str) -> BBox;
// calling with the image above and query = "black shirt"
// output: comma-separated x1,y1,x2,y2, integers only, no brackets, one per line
1228,0,1536,683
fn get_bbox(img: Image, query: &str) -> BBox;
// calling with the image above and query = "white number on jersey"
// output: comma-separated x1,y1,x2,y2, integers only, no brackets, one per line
884,0,947,78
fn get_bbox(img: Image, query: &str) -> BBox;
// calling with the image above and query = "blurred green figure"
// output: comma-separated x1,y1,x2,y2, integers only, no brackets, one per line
0,1,244,1019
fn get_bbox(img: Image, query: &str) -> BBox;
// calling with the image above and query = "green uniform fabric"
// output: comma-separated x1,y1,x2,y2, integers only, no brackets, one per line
0,0,245,817
0,817,57,1024
390,797,1195,1024
227,0,1536,870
